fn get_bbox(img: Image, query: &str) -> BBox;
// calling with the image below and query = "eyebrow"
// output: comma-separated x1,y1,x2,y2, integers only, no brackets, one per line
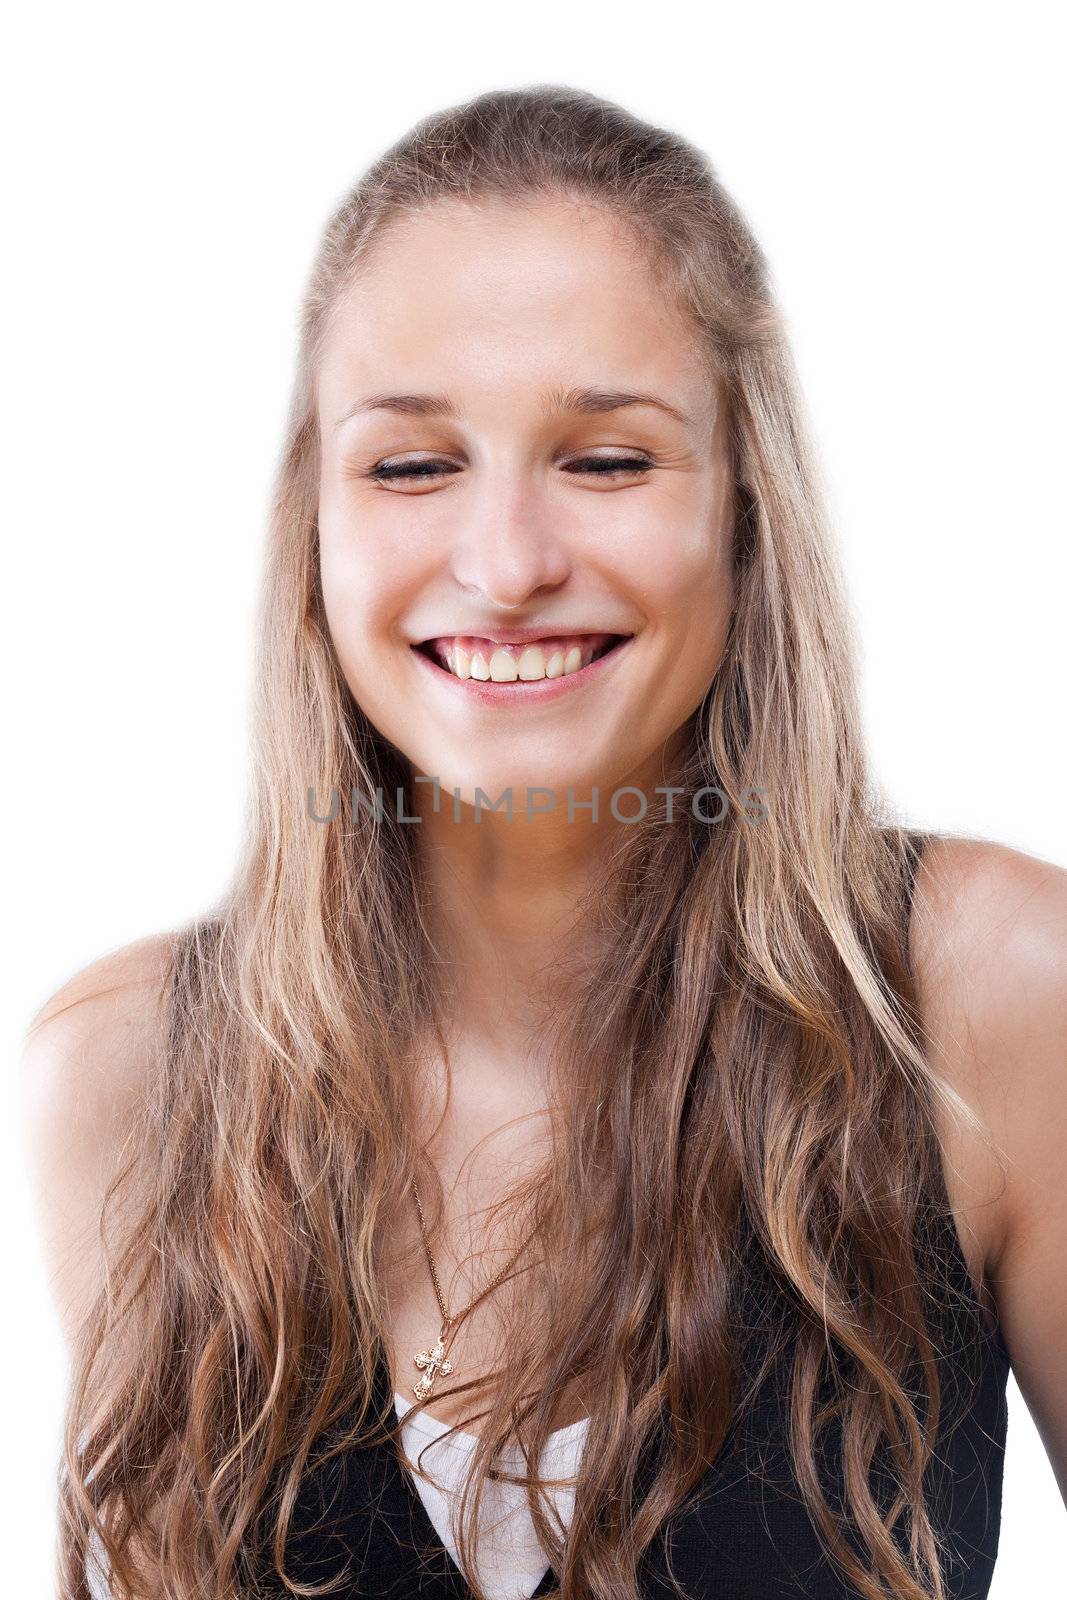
333,384,692,429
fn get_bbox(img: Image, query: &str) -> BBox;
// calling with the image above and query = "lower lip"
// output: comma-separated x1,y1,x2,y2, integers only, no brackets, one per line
409,636,635,707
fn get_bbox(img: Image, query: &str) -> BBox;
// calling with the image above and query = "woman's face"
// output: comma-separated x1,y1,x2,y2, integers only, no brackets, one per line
316,195,735,811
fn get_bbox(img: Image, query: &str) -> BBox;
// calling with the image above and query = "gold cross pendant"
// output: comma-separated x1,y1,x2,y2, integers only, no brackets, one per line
413,1332,454,1400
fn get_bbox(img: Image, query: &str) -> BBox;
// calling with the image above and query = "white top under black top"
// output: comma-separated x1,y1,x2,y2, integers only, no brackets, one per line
393,1390,590,1600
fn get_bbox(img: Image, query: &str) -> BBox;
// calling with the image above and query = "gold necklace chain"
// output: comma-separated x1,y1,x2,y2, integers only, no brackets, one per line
409,1175,531,1401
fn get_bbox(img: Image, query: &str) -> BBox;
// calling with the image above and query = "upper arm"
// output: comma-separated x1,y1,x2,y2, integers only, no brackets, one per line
19,934,175,1361
911,836,1067,1504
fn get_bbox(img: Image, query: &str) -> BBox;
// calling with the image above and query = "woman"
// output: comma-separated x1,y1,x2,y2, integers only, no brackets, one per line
22,85,1067,1600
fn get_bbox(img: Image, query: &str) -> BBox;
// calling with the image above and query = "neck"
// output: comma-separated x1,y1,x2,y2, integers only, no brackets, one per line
412,739,686,1062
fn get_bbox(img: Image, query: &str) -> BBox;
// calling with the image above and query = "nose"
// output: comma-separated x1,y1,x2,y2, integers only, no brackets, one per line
449,472,572,609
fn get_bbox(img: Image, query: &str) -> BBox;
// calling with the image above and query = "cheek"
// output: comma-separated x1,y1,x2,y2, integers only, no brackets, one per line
318,537,363,639
623,504,734,726
318,503,405,647
317,540,387,704
621,497,732,627
318,482,444,619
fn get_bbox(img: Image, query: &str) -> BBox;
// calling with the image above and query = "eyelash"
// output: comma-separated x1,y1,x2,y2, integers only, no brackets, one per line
366,454,655,483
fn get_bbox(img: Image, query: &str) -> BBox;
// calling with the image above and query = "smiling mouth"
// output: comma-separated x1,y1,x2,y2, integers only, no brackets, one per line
413,632,631,683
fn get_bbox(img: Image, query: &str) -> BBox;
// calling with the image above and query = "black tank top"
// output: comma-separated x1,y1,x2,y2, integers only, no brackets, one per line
261,834,1011,1598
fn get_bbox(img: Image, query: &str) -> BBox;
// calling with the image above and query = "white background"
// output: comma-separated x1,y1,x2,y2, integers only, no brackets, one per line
3,2,1064,1594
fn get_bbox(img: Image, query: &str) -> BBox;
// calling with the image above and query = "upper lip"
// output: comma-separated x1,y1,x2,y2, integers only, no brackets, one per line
414,626,633,646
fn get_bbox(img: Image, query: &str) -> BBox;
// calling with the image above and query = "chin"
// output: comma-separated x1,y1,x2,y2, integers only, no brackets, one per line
432,759,629,820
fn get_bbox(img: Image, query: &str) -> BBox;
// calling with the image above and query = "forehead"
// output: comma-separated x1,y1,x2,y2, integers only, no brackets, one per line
316,196,713,424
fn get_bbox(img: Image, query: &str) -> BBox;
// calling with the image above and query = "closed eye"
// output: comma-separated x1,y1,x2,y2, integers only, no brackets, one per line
565,455,654,477
365,454,655,485
367,458,459,482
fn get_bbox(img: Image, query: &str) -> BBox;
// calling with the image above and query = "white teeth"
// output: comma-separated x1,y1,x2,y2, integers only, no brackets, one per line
517,646,545,679
434,636,620,683
488,649,519,682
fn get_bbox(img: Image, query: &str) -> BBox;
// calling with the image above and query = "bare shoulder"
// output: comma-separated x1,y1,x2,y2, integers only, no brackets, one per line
908,832,1067,1493
19,933,177,1356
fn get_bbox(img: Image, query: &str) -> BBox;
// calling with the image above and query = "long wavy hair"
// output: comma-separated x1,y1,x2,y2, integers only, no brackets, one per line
58,84,991,1600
